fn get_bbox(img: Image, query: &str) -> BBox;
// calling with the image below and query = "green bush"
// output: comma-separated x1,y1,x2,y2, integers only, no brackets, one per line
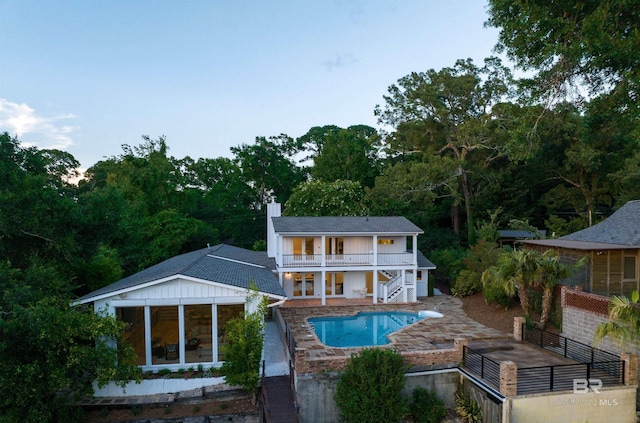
221,290,268,395
455,391,482,423
430,247,467,288
335,348,407,423
482,278,514,308
409,387,446,423
451,270,482,297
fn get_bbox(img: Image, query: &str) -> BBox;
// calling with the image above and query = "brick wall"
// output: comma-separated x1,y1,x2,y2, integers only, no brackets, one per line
561,286,628,355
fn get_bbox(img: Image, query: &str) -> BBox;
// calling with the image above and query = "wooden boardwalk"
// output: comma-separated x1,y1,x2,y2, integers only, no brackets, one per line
262,375,298,423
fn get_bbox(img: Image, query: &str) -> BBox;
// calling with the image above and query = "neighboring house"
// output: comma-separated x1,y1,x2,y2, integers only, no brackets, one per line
75,244,285,371
497,229,547,247
523,200,640,297
266,202,436,304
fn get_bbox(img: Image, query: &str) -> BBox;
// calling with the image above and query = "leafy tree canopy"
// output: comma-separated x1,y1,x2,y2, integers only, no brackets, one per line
284,179,369,216
487,0,640,105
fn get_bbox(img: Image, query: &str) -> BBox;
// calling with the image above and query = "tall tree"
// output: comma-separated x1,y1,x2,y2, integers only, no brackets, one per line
284,180,369,216
0,132,82,275
0,262,140,422
299,125,380,188
375,57,514,243
487,0,640,107
231,135,306,207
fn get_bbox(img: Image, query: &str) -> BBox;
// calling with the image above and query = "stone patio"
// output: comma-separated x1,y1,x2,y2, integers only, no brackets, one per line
278,295,509,365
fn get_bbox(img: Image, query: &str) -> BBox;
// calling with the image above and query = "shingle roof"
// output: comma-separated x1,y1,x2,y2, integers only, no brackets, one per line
415,250,437,269
271,216,423,234
498,229,547,239
560,200,640,246
77,244,284,303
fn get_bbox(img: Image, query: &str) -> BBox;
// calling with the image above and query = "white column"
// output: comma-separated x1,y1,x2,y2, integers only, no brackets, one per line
321,269,326,305
321,235,326,267
373,270,379,304
412,235,418,265
402,269,407,302
144,306,152,366
212,304,219,363
178,305,185,365
373,235,378,266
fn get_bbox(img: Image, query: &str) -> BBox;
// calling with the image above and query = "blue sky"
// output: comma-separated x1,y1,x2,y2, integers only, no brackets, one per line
0,1,500,169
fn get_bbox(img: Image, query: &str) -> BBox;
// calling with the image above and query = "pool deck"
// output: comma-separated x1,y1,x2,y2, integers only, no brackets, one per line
278,296,510,362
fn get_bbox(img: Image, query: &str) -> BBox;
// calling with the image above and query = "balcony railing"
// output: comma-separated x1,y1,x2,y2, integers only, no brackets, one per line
281,252,414,267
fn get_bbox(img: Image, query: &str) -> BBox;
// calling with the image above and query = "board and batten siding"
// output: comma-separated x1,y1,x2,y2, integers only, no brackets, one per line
92,279,248,313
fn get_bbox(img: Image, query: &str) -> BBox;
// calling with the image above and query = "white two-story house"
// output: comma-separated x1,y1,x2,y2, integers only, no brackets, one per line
266,202,436,305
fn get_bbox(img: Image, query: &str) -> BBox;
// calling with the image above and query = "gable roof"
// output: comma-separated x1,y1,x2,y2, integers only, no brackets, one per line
523,200,640,250
561,200,640,246
271,216,423,234
77,244,284,304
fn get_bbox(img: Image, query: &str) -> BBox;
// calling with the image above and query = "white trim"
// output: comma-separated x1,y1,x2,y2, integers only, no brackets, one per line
206,254,266,268
76,274,285,305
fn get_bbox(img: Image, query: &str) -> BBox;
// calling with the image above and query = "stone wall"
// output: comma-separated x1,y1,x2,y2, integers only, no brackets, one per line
294,338,466,375
294,370,459,423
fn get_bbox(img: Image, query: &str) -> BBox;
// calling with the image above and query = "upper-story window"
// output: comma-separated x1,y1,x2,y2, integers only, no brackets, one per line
293,237,314,255
378,239,394,245
326,237,344,255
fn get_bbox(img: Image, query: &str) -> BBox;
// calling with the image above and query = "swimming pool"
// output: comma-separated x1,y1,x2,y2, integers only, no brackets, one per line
308,311,423,348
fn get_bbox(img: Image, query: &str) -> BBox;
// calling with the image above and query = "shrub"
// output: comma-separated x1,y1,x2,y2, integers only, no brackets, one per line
409,387,446,423
221,289,268,395
430,247,467,288
451,270,482,297
455,391,482,423
335,348,407,423
482,278,514,309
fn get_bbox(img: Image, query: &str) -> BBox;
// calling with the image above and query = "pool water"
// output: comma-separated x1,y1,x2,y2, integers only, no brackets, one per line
308,311,423,347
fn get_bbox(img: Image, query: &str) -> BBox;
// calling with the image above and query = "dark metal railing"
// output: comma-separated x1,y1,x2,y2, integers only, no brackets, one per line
517,360,624,394
461,327,626,395
285,321,296,361
462,346,502,388
522,324,620,365
259,360,270,420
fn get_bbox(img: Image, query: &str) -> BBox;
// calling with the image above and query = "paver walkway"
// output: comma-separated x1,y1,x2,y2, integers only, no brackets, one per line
263,320,290,377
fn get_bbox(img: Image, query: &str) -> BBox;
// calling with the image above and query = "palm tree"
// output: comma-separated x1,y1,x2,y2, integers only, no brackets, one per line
533,250,585,329
482,248,583,327
482,249,540,319
594,291,640,348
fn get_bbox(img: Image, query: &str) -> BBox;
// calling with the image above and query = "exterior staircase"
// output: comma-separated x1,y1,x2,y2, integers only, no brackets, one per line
261,375,299,423
379,272,404,303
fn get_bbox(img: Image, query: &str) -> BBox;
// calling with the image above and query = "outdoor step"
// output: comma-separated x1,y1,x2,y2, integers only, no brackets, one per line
262,375,298,423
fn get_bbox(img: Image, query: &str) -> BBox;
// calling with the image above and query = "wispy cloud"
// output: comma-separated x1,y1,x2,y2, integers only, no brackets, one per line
323,53,357,71
0,98,77,150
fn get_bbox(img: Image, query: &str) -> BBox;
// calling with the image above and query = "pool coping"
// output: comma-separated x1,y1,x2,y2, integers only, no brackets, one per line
278,295,511,374
307,310,428,348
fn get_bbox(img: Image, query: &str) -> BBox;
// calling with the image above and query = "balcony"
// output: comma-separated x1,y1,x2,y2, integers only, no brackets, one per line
280,252,414,268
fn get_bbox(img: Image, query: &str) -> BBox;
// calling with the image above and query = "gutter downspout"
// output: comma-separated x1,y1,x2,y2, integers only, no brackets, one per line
268,298,288,308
